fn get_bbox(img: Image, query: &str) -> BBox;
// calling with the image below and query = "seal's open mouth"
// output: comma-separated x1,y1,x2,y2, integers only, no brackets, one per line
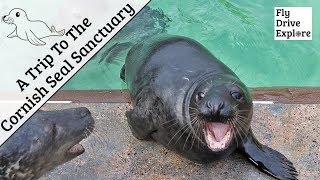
204,122,233,151
66,144,85,157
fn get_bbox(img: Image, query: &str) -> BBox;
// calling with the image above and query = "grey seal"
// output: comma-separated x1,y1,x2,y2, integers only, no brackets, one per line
0,107,94,180
121,35,298,179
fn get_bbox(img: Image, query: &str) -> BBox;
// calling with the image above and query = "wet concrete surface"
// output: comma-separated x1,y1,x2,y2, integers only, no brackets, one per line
40,103,320,180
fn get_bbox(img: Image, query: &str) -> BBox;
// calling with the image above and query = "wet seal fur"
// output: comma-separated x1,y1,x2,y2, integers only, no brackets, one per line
0,107,94,180
121,35,298,179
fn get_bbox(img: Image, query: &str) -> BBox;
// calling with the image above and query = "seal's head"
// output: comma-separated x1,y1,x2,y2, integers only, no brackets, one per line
189,74,252,155
2,8,28,25
0,107,95,180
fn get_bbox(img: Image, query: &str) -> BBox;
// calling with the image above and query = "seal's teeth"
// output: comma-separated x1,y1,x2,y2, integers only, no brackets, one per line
205,128,232,150
208,131,215,145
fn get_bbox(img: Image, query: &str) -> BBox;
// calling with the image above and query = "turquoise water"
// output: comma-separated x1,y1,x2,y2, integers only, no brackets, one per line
63,0,320,90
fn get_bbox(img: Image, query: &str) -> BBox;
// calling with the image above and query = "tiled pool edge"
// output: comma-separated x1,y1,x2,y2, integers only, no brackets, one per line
51,87,320,104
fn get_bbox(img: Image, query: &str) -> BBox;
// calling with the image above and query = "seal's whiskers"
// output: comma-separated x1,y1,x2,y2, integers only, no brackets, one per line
83,129,96,155
167,123,190,145
233,115,250,145
174,124,191,146
232,79,238,85
197,120,206,150
233,121,245,145
191,116,203,150
229,120,239,146
85,126,111,156
233,103,240,109
160,118,177,125
191,115,203,150
92,127,109,145
162,118,180,129
183,115,198,150
183,126,193,150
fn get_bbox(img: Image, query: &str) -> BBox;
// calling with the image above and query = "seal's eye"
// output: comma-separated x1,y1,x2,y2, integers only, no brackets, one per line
231,92,242,100
197,92,205,101
16,12,20,17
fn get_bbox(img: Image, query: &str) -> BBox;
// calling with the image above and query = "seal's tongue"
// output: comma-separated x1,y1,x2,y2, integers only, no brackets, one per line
207,122,231,142
66,144,85,156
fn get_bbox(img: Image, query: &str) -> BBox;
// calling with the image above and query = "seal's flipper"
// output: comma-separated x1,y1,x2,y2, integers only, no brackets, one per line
26,30,46,46
59,29,65,36
239,129,298,180
99,42,133,64
105,42,133,64
126,108,154,140
126,89,160,140
120,65,125,81
99,43,119,63
51,26,65,36
7,29,17,38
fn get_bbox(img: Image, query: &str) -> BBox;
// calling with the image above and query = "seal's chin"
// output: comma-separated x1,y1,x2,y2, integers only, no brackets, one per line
204,122,233,151
66,144,85,157
3,18,14,24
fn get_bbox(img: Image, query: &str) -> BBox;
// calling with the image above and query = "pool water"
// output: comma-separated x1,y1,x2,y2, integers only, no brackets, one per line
63,0,320,90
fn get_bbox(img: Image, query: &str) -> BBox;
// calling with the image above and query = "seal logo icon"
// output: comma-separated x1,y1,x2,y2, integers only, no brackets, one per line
2,8,65,46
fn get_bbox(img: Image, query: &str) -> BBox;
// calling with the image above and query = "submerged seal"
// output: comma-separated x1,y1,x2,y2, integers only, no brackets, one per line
97,5,171,65
2,8,65,46
0,107,94,180
121,35,297,179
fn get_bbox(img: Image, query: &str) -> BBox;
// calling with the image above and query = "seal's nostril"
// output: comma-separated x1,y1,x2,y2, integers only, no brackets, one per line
211,102,225,116
211,109,220,116
211,105,220,116
2,15,6,20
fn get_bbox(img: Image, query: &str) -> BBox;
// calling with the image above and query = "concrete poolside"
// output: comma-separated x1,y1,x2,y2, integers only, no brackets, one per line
39,102,320,180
